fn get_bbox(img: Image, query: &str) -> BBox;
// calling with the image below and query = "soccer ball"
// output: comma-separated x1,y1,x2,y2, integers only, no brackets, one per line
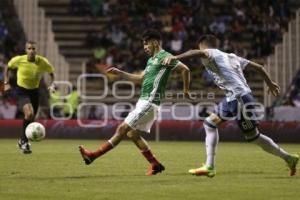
25,122,46,142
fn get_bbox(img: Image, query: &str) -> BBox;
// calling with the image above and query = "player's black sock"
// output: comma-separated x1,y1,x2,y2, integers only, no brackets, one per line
22,119,31,143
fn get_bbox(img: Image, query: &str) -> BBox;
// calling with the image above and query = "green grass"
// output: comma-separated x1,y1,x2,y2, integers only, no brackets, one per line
0,139,299,200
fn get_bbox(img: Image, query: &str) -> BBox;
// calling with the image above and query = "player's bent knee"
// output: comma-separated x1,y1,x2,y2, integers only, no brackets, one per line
118,123,132,135
126,130,134,139
127,130,139,139
23,104,35,120
204,113,222,128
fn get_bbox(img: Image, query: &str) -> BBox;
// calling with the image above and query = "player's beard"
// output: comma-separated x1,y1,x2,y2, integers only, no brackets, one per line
28,54,35,62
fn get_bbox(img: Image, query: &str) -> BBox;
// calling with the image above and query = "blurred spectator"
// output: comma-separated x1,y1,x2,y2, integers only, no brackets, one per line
0,99,16,119
88,105,98,119
85,0,295,77
170,33,183,53
93,46,106,61
233,4,246,22
0,21,8,50
69,0,87,15
49,87,63,118
222,37,234,53
85,30,100,48
120,104,131,119
290,69,300,107
111,26,125,46
38,79,51,119
102,0,110,16
265,106,274,120
0,53,5,82
88,0,102,17
63,86,79,119
231,19,244,40
292,94,300,107
209,18,226,38
87,105,103,119
274,69,300,108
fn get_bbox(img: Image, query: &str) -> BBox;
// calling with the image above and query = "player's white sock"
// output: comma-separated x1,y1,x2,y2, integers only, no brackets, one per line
204,124,219,168
253,134,289,160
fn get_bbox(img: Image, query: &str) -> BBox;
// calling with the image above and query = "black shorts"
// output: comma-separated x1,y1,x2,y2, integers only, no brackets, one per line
16,86,39,115
216,93,259,133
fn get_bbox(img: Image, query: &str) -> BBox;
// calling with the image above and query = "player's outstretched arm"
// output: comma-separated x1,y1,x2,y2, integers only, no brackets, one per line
106,67,144,83
48,73,56,93
162,50,209,65
174,62,191,97
247,61,280,96
3,64,11,92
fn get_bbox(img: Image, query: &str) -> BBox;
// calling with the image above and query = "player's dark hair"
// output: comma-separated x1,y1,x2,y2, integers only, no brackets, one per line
198,34,219,48
26,40,37,45
141,29,162,41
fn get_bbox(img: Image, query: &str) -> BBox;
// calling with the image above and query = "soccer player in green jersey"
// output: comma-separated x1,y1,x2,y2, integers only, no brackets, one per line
79,29,191,175
3,41,56,154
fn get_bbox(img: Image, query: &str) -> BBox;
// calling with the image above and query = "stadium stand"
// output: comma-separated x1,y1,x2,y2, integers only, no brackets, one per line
1,0,300,119
35,0,300,106
0,0,26,119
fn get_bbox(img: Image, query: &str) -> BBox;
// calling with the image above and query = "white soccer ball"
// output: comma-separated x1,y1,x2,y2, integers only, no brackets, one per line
25,122,46,142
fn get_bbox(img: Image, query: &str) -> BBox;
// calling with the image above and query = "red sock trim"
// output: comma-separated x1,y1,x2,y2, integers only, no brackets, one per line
93,142,113,158
141,149,159,165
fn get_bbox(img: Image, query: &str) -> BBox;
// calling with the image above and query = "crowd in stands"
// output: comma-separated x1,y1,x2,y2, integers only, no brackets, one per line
0,0,82,120
276,69,300,107
73,0,293,76
0,0,26,119
0,0,76,120
0,0,299,119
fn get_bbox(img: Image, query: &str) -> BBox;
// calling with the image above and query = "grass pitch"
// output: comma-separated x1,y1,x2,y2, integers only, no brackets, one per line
0,139,299,200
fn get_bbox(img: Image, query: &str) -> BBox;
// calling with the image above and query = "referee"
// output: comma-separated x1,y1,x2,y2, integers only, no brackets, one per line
3,41,56,154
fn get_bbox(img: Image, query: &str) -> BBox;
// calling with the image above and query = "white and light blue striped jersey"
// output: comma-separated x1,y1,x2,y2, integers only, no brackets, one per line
201,49,251,101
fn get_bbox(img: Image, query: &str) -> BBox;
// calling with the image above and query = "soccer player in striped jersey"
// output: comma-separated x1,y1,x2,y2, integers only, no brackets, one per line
79,29,190,175
163,34,299,177
3,41,56,154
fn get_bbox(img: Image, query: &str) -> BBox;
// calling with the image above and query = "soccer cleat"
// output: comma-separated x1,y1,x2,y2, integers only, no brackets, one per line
79,145,95,165
188,164,216,178
146,163,165,176
17,140,32,154
286,154,299,176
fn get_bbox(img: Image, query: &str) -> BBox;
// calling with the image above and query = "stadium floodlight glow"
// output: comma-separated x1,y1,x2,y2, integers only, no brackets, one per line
52,80,73,98
111,102,134,120
112,80,135,99
77,73,108,100
50,102,73,120
171,102,194,120
77,103,108,128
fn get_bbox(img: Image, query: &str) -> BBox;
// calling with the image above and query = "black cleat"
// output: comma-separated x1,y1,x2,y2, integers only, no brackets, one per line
146,163,165,176
79,145,95,165
17,140,32,154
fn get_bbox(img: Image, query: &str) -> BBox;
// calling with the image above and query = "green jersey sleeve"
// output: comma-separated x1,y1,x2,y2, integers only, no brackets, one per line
160,52,179,70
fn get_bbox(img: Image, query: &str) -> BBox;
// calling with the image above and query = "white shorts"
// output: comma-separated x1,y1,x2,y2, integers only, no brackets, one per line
124,99,158,133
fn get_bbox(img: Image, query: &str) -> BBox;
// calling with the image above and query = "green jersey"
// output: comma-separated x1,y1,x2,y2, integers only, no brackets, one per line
140,50,178,105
